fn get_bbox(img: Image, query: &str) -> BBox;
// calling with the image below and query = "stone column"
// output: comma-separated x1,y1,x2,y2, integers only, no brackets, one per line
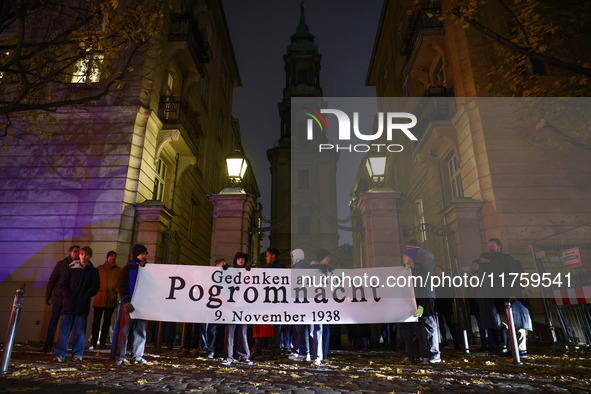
135,200,173,263
442,198,484,272
356,190,403,268
209,192,256,265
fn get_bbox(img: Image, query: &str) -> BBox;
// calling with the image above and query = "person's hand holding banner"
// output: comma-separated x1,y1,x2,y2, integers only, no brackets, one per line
414,305,424,318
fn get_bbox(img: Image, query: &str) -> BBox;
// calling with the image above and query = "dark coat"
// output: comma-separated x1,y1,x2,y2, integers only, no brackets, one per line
46,256,74,305
59,260,100,315
265,260,286,269
487,252,523,312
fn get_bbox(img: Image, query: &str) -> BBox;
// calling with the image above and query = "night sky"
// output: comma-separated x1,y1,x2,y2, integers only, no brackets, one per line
223,1,382,247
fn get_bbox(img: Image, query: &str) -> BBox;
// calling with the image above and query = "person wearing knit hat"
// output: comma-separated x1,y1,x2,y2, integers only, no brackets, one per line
316,249,331,264
405,240,420,250
115,245,149,366
402,249,418,266
132,244,148,259
89,250,122,350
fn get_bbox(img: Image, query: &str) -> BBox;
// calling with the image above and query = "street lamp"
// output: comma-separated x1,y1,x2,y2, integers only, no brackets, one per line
365,154,387,188
224,150,248,193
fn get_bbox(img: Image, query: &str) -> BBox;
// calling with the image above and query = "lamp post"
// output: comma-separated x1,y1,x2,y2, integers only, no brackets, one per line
209,149,256,264
365,154,387,189
223,150,248,193
356,153,402,267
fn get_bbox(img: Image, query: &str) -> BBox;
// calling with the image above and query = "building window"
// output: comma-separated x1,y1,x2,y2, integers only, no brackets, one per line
167,72,174,94
414,199,427,242
434,58,446,85
298,169,310,190
70,44,103,83
447,154,464,199
153,158,167,201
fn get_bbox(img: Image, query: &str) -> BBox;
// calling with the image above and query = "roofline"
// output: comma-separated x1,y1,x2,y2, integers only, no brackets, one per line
365,0,389,86
219,2,242,87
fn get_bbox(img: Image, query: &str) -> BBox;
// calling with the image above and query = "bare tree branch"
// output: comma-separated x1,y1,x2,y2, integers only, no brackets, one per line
452,7,591,77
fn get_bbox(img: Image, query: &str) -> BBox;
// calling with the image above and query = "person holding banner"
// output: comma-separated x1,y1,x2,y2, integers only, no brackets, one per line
206,258,228,360
221,252,254,366
251,247,285,360
309,249,333,366
115,244,149,366
288,248,311,362
402,244,441,365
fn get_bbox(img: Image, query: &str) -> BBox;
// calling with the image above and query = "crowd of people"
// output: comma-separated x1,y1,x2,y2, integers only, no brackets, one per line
43,239,531,366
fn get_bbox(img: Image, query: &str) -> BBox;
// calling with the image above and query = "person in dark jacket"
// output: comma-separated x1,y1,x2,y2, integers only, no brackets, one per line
43,245,80,352
205,258,228,360
401,243,441,365
309,249,333,366
53,246,100,362
288,248,311,362
115,244,149,365
251,247,285,360
433,264,461,349
221,252,253,366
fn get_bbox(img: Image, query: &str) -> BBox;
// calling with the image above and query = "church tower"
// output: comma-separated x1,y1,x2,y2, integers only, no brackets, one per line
267,3,338,262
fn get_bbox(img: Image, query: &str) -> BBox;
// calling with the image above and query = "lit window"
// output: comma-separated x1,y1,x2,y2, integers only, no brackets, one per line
153,158,167,201
415,199,427,242
70,44,103,83
447,154,464,199
435,58,446,86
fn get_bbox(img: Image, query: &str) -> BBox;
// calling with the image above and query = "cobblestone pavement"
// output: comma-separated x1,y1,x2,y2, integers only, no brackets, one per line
1,344,590,393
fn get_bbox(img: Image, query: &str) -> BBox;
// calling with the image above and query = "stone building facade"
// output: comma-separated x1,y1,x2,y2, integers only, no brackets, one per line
358,0,591,334
0,0,258,342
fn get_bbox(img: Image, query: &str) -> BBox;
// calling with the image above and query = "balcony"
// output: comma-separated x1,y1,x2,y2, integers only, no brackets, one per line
168,14,210,77
411,93,456,151
401,5,444,74
158,97,187,124
158,96,202,155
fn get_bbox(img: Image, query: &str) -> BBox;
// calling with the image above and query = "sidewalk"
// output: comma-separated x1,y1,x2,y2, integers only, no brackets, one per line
1,344,590,393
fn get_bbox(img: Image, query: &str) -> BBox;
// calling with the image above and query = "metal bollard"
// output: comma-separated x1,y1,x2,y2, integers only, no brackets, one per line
463,329,470,354
1,284,25,375
505,301,522,365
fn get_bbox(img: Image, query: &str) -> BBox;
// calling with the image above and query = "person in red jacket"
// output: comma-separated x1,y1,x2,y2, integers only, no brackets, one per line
89,251,122,350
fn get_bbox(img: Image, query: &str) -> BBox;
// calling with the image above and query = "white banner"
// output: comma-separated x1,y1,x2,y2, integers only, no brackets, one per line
130,265,418,324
